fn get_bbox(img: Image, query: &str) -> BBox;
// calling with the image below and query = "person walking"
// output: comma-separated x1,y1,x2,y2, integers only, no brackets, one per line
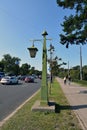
64,76,66,84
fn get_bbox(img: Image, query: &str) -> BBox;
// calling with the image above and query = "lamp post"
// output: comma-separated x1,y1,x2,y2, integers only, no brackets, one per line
48,44,55,94
41,31,48,105
48,44,55,84
28,30,50,106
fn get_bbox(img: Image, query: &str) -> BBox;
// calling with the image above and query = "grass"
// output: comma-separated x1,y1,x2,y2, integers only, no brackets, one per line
0,79,82,130
73,79,87,87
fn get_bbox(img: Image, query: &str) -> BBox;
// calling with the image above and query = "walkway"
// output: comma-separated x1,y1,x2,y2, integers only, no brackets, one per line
56,77,87,130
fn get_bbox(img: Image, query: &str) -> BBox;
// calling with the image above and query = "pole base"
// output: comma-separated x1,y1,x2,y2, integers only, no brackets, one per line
31,100,55,112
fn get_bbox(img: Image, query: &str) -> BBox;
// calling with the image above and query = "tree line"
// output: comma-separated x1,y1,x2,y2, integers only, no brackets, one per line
0,54,87,81
53,65,87,81
0,54,42,76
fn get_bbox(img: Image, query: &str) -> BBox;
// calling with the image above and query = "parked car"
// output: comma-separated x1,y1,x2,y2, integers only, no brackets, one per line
20,75,26,81
25,76,34,83
0,76,18,85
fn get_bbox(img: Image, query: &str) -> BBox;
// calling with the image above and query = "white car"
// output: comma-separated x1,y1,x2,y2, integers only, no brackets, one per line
0,76,18,85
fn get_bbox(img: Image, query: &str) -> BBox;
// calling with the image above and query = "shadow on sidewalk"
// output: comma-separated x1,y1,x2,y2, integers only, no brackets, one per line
55,103,87,113
55,104,71,113
71,104,87,110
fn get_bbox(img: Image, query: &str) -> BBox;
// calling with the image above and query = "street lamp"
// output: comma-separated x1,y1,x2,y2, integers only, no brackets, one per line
40,30,48,105
27,43,38,58
48,44,55,83
48,44,55,94
28,30,50,106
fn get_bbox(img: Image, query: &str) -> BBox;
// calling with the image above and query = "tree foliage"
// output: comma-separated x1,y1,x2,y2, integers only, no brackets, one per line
1,54,21,75
20,63,31,75
0,61,4,71
0,54,41,76
57,0,87,47
57,65,87,81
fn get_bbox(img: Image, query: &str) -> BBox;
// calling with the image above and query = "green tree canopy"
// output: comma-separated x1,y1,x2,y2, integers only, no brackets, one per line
20,63,31,75
1,54,21,75
0,61,4,71
57,0,87,47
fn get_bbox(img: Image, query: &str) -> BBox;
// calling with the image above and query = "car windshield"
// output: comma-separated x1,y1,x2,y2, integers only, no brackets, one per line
3,76,11,79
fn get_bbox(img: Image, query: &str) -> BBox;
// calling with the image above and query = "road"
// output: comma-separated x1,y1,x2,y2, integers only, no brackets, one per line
0,79,41,121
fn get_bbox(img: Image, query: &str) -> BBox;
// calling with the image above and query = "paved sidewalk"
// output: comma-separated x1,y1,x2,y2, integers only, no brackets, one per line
56,77,87,130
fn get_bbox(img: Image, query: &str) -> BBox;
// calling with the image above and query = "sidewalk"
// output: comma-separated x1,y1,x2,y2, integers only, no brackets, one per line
56,77,87,130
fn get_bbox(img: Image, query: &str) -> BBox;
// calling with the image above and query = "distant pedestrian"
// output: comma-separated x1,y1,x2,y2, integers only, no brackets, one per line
64,77,66,84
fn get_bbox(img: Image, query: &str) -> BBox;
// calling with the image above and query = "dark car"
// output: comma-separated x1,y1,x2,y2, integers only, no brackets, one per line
20,75,26,81
25,76,34,83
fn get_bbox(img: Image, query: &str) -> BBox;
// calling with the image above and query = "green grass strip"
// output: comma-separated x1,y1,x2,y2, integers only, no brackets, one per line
74,79,87,87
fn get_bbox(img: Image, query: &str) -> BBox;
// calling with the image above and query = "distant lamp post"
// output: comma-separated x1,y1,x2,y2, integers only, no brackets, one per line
48,44,55,94
48,44,55,84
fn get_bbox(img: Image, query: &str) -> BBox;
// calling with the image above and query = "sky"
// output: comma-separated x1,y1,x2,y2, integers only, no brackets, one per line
0,0,87,71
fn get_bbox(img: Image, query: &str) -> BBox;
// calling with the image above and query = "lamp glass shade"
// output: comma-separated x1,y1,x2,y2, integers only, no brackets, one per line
27,47,38,58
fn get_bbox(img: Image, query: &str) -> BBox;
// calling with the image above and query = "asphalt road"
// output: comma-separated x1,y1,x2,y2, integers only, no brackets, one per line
0,78,41,121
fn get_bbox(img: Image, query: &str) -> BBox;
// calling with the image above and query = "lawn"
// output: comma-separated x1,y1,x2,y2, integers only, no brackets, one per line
74,79,87,87
0,79,82,130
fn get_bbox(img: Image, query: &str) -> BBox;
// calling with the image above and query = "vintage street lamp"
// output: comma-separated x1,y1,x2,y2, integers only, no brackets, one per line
28,30,49,106
41,30,48,105
27,44,38,58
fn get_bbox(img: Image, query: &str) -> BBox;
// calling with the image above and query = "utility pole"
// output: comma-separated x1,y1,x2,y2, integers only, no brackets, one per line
68,61,69,77
80,45,82,80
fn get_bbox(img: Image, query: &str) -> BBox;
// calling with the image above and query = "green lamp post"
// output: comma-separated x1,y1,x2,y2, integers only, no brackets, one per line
41,30,48,105
28,30,49,106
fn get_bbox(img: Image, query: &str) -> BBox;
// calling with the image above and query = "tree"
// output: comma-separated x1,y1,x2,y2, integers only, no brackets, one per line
0,61,4,71
82,65,87,80
20,63,31,75
1,54,21,75
29,67,35,75
57,0,87,47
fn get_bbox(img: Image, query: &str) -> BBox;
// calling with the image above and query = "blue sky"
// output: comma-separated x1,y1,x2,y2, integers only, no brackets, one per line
0,0,87,71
